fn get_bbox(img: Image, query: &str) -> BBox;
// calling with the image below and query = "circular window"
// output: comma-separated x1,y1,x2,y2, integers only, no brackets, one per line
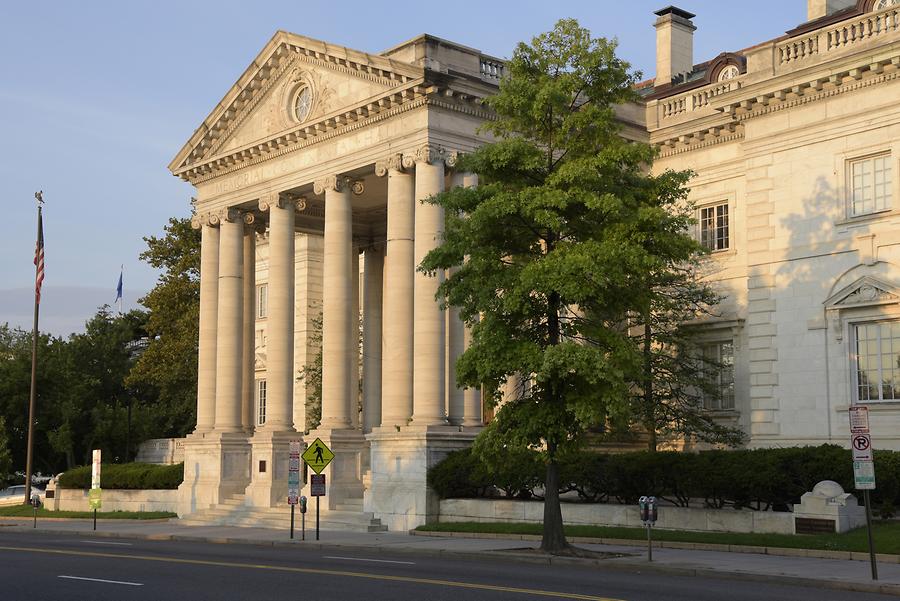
293,85,313,122
718,65,740,82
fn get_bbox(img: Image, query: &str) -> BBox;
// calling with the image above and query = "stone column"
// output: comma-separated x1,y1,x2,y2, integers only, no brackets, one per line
214,210,244,432
411,145,447,425
317,176,354,429
350,246,360,429
377,155,415,429
241,215,257,433
461,173,482,427
446,172,467,426
362,245,384,433
261,194,295,430
194,215,219,433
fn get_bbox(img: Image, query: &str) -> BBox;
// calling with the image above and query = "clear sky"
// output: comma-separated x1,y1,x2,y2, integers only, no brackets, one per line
0,0,807,335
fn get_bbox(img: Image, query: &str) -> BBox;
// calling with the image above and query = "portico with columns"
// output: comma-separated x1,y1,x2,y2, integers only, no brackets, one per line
171,32,499,527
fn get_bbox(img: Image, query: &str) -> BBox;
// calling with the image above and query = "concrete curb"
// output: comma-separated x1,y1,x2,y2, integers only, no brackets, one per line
410,529,900,564
2,522,898,597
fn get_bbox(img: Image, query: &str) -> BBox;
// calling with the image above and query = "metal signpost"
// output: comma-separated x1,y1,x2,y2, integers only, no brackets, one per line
849,406,877,581
90,449,102,531
302,438,333,542
288,440,301,539
639,496,658,562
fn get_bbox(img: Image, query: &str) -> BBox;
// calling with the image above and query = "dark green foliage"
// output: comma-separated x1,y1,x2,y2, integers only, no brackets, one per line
58,462,183,490
0,416,11,488
429,445,900,512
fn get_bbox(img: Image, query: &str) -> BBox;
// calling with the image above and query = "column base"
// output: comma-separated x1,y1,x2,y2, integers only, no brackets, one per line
364,425,477,531
304,427,367,510
243,428,302,508
177,431,251,517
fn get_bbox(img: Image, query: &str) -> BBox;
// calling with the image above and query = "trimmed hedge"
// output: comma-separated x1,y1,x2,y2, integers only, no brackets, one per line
428,446,900,513
58,462,183,490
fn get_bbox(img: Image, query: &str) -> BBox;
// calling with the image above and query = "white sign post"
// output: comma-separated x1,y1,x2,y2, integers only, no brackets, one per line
849,406,877,581
288,440,301,540
90,449,101,531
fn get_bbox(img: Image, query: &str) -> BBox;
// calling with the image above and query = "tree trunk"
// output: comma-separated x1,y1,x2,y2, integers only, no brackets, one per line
643,319,657,453
540,455,569,553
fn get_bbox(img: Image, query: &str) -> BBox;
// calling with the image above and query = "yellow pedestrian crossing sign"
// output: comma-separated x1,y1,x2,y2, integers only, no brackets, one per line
302,438,334,474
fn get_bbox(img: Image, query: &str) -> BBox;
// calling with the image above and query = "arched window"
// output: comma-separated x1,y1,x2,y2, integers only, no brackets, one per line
718,65,740,82
875,0,900,11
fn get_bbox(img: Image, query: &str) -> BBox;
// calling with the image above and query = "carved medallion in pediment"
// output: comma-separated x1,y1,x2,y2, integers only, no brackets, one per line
825,276,899,309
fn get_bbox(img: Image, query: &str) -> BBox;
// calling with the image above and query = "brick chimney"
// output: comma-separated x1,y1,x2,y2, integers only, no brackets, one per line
807,0,856,20
654,6,697,87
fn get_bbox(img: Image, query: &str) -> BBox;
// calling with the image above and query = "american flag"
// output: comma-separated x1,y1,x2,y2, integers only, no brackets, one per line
34,205,44,304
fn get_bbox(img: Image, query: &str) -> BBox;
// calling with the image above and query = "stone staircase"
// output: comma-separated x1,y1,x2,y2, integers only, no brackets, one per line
180,494,387,532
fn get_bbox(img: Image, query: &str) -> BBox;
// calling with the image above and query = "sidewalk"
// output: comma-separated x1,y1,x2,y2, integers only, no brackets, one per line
1,517,898,596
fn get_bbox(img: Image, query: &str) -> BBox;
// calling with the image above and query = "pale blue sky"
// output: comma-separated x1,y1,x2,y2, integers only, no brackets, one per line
0,1,807,334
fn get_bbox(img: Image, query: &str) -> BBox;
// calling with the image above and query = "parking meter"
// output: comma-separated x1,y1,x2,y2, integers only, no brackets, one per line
639,496,649,523
299,496,308,514
30,494,41,508
647,496,658,524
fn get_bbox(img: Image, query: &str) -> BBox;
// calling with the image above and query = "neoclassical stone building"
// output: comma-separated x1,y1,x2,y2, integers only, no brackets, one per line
170,0,900,528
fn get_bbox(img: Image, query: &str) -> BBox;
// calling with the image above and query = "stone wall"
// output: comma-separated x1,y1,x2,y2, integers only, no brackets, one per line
439,499,794,535
135,438,185,465
49,488,178,514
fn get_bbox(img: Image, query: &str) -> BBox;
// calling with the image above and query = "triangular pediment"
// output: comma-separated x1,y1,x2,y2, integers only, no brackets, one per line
169,31,423,176
825,276,899,308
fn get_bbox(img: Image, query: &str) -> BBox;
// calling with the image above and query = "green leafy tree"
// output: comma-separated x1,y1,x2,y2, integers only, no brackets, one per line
631,265,746,452
420,20,697,553
126,217,201,437
0,416,12,487
297,314,323,433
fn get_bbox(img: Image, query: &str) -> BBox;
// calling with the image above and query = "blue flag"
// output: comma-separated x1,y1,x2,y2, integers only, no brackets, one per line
115,267,123,313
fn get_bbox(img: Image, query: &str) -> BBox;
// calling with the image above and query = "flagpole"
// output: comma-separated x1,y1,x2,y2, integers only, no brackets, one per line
23,192,43,505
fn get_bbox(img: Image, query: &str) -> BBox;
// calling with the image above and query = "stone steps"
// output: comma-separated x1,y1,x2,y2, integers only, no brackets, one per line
181,494,386,532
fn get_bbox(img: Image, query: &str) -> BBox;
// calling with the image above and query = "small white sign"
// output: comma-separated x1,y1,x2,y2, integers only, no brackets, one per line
91,449,101,490
854,461,876,490
849,406,870,434
852,433,873,462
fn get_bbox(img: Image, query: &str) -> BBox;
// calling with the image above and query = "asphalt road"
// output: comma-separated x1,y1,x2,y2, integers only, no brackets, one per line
0,530,893,601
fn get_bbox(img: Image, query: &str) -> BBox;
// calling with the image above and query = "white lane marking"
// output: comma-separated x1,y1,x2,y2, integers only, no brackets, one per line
323,555,415,565
78,540,133,546
58,575,143,586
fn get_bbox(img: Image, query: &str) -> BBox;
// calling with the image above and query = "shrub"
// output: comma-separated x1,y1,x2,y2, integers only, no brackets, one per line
428,445,900,511
58,462,183,490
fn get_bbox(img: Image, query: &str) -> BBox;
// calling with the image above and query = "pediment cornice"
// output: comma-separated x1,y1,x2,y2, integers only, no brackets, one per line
169,31,426,176
825,276,899,309
172,82,494,185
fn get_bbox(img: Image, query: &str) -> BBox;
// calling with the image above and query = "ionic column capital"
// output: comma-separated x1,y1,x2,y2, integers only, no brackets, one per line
191,212,221,229
400,144,460,169
314,175,364,196
375,153,405,177
258,192,307,213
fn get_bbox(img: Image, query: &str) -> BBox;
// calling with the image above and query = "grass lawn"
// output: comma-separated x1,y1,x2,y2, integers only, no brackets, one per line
416,520,900,555
0,505,175,520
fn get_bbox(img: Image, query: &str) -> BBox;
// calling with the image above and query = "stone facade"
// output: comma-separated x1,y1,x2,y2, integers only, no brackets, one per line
170,1,900,529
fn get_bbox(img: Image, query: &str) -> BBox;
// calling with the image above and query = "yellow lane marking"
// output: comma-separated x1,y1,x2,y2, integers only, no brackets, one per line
0,545,625,601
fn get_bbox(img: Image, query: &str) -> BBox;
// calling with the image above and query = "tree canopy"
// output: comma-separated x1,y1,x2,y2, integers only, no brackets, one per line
420,19,701,553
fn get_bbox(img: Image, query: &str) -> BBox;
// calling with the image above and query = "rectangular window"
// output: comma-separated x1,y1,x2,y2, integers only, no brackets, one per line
701,341,735,410
256,283,268,319
255,329,266,350
854,322,900,403
257,379,267,425
850,154,892,217
699,203,729,251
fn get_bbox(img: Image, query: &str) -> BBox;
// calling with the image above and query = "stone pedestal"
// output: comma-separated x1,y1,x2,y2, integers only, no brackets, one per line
793,480,867,533
243,430,302,508
304,427,367,509
364,425,478,531
177,431,250,517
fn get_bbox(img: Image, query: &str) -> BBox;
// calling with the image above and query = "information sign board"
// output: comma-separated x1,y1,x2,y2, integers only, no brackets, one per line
91,449,101,490
288,440,301,505
849,406,870,434
852,433,873,462
854,461,876,490
310,474,326,497
88,488,102,510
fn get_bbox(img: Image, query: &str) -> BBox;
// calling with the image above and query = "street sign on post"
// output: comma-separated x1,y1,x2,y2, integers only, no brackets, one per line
302,438,334,474
90,449,101,530
310,474,326,541
849,406,877,581
288,440,301,539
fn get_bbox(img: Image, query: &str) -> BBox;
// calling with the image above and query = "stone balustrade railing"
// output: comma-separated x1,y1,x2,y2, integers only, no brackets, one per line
480,56,505,81
658,78,744,121
778,5,900,67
